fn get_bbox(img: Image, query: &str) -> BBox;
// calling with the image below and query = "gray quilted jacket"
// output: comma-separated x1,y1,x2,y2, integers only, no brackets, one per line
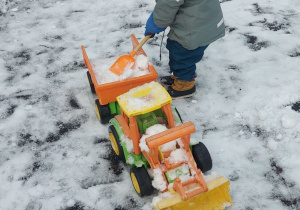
153,0,225,50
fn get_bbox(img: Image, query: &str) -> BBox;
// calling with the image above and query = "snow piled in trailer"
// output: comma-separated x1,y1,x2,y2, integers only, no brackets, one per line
90,54,150,84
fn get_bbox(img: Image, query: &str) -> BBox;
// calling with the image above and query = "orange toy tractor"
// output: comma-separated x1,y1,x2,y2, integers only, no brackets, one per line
108,82,232,210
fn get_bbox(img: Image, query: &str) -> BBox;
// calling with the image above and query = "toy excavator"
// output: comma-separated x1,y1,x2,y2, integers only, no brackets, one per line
81,34,232,210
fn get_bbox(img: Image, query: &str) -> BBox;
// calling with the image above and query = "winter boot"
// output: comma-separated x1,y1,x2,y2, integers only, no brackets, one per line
167,79,196,98
160,73,198,86
160,75,176,86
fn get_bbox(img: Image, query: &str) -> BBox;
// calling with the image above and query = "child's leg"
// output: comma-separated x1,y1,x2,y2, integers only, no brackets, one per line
166,39,208,81
163,39,209,98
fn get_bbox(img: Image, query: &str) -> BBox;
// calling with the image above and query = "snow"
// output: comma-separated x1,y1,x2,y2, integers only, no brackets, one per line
190,137,201,145
139,123,182,155
127,155,135,165
281,114,298,129
1,0,300,209
139,124,168,152
203,171,221,183
152,168,167,191
133,54,149,71
90,54,150,85
166,149,188,164
121,134,134,153
267,138,278,151
66,199,76,207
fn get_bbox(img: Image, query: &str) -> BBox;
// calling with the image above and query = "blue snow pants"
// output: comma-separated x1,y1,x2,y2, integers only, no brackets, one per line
166,38,209,81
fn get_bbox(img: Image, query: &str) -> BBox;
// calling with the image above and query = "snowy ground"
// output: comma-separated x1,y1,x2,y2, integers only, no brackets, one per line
1,0,300,209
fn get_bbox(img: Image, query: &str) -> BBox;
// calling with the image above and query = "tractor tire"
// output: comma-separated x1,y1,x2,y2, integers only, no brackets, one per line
95,99,111,124
108,125,125,162
130,166,153,197
87,71,96,94
192,142,212,173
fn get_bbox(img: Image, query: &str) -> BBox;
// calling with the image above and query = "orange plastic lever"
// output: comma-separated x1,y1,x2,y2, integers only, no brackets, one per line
146,122,195,149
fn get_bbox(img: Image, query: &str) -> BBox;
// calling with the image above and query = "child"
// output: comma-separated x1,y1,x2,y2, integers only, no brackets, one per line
145,0,225,98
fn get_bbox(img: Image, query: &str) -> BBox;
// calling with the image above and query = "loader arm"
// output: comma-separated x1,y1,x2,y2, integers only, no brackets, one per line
146,121,195,151
143,122,195,166
142,122,208,197
141,121,232,210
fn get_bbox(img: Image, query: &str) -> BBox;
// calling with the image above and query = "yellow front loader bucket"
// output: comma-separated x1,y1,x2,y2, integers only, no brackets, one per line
155,176,232,210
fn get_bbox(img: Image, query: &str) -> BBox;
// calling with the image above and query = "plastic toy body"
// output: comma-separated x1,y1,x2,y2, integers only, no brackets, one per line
108,82,232,209
81,35,232,210
144,121,208,200
81,34,158,123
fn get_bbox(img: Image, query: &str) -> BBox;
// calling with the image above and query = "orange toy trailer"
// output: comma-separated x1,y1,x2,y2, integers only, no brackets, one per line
81,34,158,124
108,82,232,210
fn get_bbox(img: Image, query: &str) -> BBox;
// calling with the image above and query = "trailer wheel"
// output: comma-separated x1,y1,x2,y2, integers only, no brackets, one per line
95,99,111,124
130,167,153,197
87,71,96,93
108,125,125,162
192,142,212,173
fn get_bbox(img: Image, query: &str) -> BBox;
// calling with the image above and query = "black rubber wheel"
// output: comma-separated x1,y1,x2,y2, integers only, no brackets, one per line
95,99,111,124
108,125,125,162
87,71,96,93
192,142,212,173
130,167,153,197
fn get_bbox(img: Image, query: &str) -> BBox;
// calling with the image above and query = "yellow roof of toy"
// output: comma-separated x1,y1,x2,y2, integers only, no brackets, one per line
117,81,172,116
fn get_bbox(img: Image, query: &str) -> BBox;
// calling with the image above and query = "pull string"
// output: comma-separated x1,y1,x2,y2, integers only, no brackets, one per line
159,30,166,61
